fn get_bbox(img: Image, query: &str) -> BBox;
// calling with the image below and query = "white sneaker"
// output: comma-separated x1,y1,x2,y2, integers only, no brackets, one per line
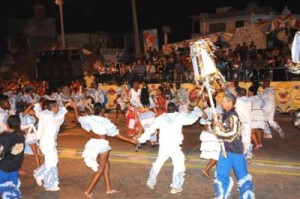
146,183,154,190
263,134,273,139
46,186,60,191
33,173,43,187
170,188,183,194
279,130,285,138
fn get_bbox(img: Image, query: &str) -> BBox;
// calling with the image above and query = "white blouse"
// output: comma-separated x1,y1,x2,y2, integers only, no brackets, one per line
78,115,119,137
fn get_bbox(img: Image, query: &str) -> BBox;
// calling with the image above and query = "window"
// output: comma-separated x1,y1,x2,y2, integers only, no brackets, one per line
209,23,226,33
235,20,244,28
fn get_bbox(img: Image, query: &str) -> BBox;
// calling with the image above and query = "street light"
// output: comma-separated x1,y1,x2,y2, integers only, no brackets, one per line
55,0,66,49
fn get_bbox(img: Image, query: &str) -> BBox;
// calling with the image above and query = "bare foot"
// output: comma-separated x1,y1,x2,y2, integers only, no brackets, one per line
84,192,94,198
202,170,211,179
106,189,119,195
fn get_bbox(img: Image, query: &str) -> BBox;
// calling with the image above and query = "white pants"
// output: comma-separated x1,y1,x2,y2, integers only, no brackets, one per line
241,123,252,155
34,146,59,189
147,146,185,189
264,109,282,135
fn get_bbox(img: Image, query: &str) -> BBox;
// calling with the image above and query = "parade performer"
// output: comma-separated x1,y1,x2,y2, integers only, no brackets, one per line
138,102,202,194
292,109,300,129
21,87,41,106
72,102,136,198
33,100,69,191
0,96,10,133
110,83,129,121
213,93,255,199
189,39,254,198
153,86,166,116
199,97,222,179
71,87,85,112
174,82,189,112
260,80,285,138
235,88,254,159
126,81,144,138
0,115,25,199
137,106,157,148
248,86,265,150
19,103,40,169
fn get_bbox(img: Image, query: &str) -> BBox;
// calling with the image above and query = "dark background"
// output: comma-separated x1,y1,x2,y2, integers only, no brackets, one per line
0,0,297,43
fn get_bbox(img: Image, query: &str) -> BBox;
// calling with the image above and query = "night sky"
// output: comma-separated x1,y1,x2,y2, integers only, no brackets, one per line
0,0,298,43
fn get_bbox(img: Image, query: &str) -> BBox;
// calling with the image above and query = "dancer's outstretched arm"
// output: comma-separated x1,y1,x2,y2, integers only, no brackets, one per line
115,134,137,145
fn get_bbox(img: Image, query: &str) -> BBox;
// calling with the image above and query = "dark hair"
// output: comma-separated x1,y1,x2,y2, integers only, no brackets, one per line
44,100,57,111
157,86,164,93
248,86,257,95
263,79,271,86
94,103,105,115
25,87,33,93
0,96,9,107
7,115,21,130
167,102,176,113
238,88,247,97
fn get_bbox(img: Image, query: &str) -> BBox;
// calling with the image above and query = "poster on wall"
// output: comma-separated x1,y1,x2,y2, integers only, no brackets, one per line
143,29,159,53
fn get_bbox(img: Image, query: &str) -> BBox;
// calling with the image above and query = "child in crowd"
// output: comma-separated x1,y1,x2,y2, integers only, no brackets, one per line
0,115,26,198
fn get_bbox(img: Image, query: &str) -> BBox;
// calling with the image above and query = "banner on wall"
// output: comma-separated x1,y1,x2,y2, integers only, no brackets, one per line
100,81,300,113
143,29,159,52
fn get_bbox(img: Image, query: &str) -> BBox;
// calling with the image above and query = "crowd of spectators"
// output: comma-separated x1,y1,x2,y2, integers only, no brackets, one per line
84,39,298,86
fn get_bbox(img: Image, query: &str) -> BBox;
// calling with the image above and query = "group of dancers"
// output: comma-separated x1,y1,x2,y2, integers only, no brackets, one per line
0,78,285,199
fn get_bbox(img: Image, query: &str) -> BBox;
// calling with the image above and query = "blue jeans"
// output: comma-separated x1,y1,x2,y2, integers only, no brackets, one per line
214,152,254,199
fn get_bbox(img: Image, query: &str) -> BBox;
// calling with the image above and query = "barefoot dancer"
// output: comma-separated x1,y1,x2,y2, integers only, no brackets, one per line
199,98,222,179
72,102,136,198
20,103,40,171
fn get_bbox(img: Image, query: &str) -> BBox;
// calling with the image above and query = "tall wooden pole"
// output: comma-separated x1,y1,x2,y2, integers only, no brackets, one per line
131,0,141,57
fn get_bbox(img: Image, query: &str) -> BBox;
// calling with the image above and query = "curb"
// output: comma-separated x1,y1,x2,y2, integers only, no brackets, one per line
57,148,300,169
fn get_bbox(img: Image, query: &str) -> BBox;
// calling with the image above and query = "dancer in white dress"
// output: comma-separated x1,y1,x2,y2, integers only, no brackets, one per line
248,87,265,150
199,98,222,179
72,102,136,198
19,103,40,170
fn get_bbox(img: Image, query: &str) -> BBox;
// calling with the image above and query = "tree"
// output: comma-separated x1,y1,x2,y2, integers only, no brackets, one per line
131,0,141,57
161,25,171,45
247,1,259,16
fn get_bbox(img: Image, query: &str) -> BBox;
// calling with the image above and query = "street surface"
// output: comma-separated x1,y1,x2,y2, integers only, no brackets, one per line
20,111,300,199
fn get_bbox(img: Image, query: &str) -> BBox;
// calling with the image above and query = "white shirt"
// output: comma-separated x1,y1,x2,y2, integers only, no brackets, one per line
0,108,8,133
78,115,119,136
34,104,67,148
235,96,252,124
130,88,142,108
139,107,202,147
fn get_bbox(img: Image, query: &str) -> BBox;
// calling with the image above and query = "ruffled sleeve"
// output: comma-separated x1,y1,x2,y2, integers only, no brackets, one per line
104,119,119,137
78,116,92,132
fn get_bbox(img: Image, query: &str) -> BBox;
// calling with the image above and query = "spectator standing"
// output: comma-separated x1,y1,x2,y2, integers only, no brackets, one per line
0,115,26,199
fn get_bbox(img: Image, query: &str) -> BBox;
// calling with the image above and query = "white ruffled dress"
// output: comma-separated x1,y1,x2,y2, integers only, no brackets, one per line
199,106,222,161
78,115,119,172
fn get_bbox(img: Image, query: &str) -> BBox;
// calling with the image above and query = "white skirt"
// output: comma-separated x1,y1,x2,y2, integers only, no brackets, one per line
251,110,265,129
82,139,111,172
199,131,221,160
